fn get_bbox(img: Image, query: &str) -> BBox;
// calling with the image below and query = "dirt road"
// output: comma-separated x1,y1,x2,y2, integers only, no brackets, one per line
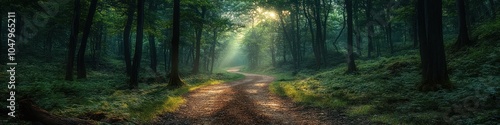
156,69,351,125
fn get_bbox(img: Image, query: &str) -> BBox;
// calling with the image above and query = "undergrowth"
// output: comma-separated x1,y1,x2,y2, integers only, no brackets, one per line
0,58,244,124
266,22,500,124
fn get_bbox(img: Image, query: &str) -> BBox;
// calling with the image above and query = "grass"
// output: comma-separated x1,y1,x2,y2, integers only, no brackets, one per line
264,33,500,124
0,57,244,124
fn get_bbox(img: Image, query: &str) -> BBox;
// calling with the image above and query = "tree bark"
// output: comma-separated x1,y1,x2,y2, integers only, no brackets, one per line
76,0,98,79
346,0,357,73
417,0,453,91
123,0,134,76
169,0,185,88
130,0,145,89
65,0,81,81
454,0,472,49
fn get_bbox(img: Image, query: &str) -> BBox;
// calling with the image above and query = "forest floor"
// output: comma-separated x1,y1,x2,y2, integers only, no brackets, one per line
154,68,366,125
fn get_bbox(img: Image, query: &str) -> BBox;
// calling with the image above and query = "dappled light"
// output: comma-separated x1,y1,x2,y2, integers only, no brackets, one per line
2,0,499,124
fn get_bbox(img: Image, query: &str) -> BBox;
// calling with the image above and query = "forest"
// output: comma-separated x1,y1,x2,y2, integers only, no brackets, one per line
0,0,499,124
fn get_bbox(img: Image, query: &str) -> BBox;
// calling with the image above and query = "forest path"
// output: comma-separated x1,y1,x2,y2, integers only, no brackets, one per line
156,68,349,125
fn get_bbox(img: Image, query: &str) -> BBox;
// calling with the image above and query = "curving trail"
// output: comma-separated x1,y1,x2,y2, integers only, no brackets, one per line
156,68,351,125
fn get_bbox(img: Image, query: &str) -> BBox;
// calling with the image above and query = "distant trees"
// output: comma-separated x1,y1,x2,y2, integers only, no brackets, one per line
65,0,81,81
416,0,453,91
148,1,159,73
192,6,207,75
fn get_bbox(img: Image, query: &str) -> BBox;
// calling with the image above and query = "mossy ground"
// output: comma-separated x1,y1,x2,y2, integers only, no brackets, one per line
0,57,244,124
261,21,500,125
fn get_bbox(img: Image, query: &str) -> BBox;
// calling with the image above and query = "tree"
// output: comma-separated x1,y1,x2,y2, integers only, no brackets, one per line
346,0,357,73
65,0,81,81
454,0,472,49
417,0,453,91
366,0,375,58
148,1,158,73
192,6,207,75
76,0,99,79
130,0,145,89
168,0,185,88
123,0,135,76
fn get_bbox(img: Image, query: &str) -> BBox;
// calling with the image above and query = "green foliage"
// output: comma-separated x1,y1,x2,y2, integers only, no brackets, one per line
472,17,500,41
268,38,500,124
0,55,244,124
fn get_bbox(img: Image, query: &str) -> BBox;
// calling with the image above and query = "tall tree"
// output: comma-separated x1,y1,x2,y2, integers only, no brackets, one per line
168,0,185,88
130,0,145,89
148,1,158,73
454,0,472,49
346,0,357,73
123,0,135,76
76,0,98,79
149,35,158,72
417,0,453,91
366,0,375,58
192,7,207,75
65,0,81,81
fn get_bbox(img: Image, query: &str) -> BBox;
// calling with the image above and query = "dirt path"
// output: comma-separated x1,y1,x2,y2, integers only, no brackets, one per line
155,68,352,125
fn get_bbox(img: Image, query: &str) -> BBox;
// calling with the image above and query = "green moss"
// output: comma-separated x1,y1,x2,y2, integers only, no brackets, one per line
347,105,375,116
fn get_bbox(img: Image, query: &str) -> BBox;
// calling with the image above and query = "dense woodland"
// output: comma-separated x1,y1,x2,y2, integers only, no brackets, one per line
0,0,499,124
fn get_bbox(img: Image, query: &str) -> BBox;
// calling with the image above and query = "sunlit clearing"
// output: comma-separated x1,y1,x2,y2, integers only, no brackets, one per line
218,30,248,68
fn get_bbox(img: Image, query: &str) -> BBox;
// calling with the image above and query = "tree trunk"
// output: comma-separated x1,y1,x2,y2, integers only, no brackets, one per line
65,0,81,81
417,0,453,91
302,1,321,67
314,0,324,65
454,0,471,49
210,30,217,74
130,0,145,89
192,7,207,75
123,0,134,76
366,0,374,58
346,0,357,73
149,35,158,72
354,0,362,57
76,0,98,79
387,23,393,54
169,0,185,88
